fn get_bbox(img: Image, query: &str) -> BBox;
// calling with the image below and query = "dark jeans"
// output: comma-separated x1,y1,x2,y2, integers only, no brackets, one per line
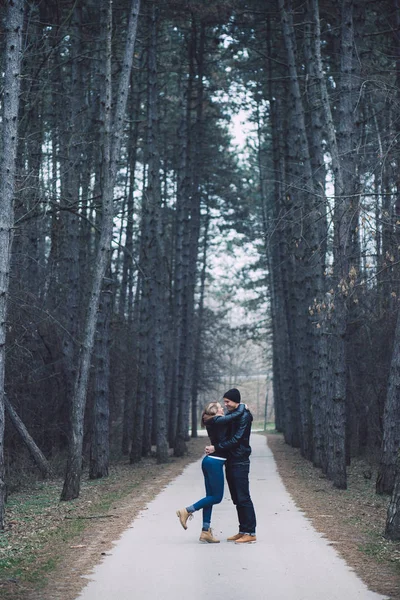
225,460,256,535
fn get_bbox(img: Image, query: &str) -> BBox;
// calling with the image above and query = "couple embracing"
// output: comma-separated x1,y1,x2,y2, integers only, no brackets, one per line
176,388,257,544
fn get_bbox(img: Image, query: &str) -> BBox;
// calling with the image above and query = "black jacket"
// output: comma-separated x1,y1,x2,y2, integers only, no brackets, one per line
205,403,245,459
214,406,253,463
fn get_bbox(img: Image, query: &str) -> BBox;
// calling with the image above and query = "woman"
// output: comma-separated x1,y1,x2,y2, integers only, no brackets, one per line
176,400,246,543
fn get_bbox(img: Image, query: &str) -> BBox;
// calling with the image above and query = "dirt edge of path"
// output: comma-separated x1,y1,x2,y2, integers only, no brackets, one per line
267,432,400,600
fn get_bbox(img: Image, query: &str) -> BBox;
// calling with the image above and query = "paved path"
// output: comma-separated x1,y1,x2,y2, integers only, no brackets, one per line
76,434,387,600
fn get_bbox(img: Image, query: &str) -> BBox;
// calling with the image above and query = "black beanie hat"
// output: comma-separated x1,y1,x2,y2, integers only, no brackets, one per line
223,388,241,404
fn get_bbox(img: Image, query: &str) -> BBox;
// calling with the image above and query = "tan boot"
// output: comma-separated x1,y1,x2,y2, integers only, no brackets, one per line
234,534,257,544
199,528,220,543
227,533,244,542
176,508,193,530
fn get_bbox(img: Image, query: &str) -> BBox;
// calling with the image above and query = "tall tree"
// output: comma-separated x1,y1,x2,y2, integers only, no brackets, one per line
173,14,207,455
278,0,326,462
325,0,362,489
89,272,113,479
385,450,400,540
377,306,400,494
146,0,169,463
376,0,400,495
0,0,25,528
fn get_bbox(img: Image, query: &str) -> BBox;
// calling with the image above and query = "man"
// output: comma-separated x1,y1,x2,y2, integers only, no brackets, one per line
205,387,256,544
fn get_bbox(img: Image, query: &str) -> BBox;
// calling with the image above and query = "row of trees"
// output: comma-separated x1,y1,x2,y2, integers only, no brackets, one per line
0,0,252,528
225,0,400,538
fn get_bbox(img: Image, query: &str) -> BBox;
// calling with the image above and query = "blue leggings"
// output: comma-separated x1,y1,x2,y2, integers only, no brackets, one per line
190,456,225,529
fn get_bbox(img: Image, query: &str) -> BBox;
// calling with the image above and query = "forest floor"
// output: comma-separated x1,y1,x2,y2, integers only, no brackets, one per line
0,432,399,600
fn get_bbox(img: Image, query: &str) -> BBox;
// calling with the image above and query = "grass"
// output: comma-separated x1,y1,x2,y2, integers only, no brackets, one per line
1,484,89,594
359,529,400,566
0,468,144,597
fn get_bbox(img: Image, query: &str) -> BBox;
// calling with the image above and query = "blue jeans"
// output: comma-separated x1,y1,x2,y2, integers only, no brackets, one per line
192,456,225,528
225,460,256,535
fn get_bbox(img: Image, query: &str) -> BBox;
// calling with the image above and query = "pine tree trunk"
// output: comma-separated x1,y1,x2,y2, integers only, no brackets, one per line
279,0,321,460
89,273,112,479
310,0,360,488
184,20,205,442
121,272,140,455
130,268,150,463
326,0,360,489
114,73,142,456
265,16,297,444
146,2,169,463
303,2,327,257
392,0,400,305
191,206,210,437
11,7,45,302
171,40,195,456
385,450,400,540
174,17,204,456
376,307,400,494
130,165,151,464
0,0,24,529
303,0,329,469
5,396,53,479
57,6,84,405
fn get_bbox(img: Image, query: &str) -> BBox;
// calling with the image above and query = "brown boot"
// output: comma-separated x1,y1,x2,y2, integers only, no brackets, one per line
227,533,244,542
176,508,193,530
235,534,256,544
199,528,220,543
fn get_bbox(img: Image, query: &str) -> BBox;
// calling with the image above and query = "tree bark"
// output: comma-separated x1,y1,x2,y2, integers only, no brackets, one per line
265,14,298,445
377,307,400,494
130,268,150,463
89,273,112,479
174,17,204,455
326,0,361,489
57,5,84,403
5,396,53,479
146,1,169,463
170,50,194,455
0,0,24,529
191,204,210,437
184,19,205,443
130,164,150,464
310,0,361,488
385,450,400,540
304,0,328,470
279,0,321,460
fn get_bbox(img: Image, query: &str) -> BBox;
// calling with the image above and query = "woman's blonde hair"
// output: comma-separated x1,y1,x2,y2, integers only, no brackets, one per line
201,402,220,426
204,402,220,416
